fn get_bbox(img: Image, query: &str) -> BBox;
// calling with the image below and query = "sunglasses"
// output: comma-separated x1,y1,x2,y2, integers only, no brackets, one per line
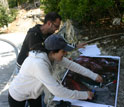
52,22,60,29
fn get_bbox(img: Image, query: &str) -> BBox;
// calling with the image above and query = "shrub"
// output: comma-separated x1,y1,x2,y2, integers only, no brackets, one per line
41,0,60,13
8,9,18,23
8,0,17,8
0,4,17,27
59,0,114,23
8,0,30,8
41,0,124,24
0,4,9,27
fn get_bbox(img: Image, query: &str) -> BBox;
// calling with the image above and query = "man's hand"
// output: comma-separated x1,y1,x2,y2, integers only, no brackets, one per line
76,43,87,49
95,75,103,83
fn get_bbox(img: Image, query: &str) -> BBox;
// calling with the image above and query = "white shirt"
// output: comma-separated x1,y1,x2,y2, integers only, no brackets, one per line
9,51,98,101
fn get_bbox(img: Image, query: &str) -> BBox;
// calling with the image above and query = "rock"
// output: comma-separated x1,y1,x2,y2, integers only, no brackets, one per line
112,18,121,25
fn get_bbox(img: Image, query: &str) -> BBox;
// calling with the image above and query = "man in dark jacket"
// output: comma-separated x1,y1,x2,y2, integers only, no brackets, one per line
17,12,61,69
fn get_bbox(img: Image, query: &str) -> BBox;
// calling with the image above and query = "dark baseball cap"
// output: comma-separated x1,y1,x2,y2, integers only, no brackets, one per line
45,34,74,51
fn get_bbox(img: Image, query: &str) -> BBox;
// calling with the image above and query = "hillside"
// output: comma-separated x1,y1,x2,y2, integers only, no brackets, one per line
0,6,124,107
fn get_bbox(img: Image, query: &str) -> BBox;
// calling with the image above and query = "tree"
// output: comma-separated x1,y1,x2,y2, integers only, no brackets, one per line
0,0,9,10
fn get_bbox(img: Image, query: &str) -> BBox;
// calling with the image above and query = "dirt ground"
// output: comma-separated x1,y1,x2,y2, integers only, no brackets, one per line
0,8,44,33
0,7,124,107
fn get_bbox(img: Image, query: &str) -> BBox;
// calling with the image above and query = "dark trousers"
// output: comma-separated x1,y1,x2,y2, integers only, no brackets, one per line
8,93,42,107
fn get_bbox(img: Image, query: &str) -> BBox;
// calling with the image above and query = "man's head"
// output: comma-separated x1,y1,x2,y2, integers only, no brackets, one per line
43,12,62,34
44,12,62,24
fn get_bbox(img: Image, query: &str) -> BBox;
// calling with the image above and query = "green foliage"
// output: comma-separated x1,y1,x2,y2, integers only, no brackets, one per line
41,0,124,24
8,0,17,8
8,9,18,23
0,4,18,27
59,0,114,23
59,0,89,22
0,4,9,27
41,0,60,13
8,0,31,8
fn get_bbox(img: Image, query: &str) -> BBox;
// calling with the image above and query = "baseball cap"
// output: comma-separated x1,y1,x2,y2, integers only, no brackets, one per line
44,34,74,51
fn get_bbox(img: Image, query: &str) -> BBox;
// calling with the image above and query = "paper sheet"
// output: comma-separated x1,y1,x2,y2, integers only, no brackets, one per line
78,44,101,56
53,96,113,107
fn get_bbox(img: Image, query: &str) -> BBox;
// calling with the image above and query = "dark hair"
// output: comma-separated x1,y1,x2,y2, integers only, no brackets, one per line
44,12,62,24
30,43,60,54
30,43,47,52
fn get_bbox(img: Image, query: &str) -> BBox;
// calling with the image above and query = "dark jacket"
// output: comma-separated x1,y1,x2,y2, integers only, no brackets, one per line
17,24,48,67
